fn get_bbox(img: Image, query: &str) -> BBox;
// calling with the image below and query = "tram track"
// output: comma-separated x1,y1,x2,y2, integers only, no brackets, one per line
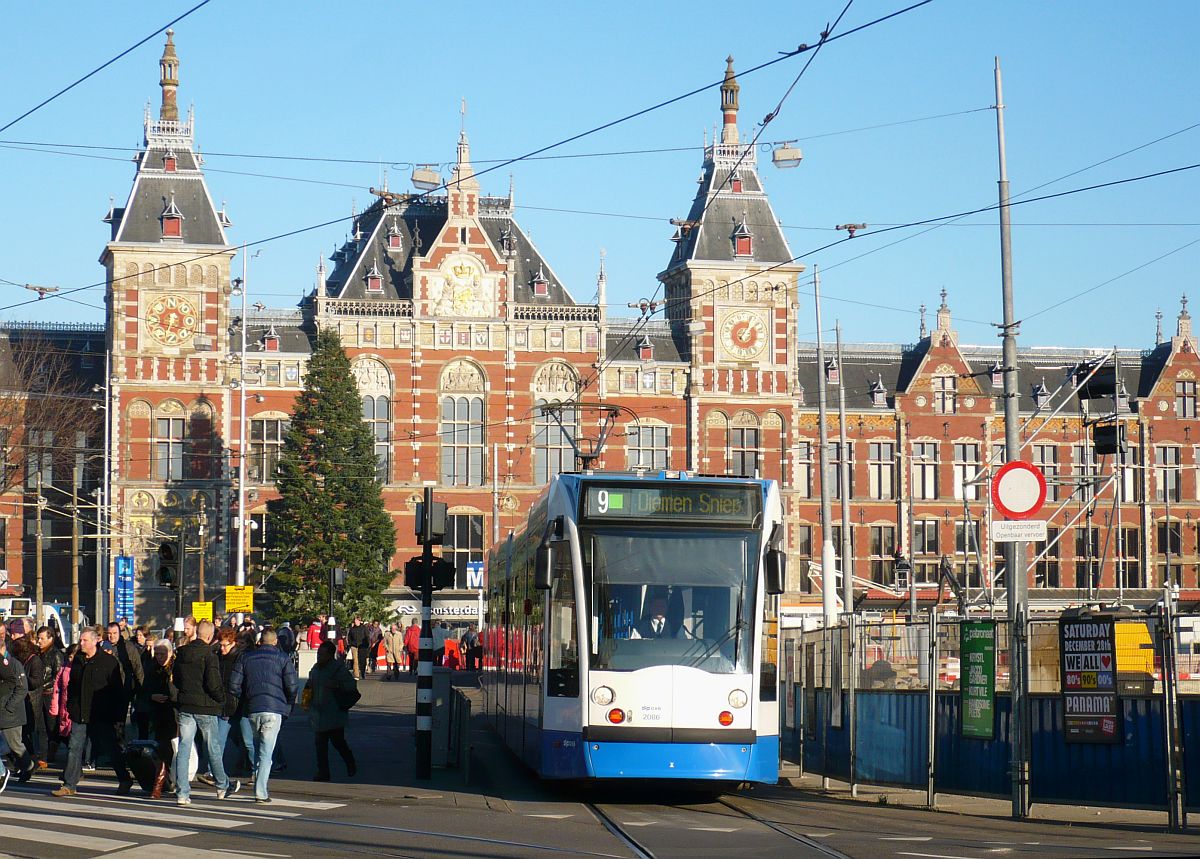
586,794,852,859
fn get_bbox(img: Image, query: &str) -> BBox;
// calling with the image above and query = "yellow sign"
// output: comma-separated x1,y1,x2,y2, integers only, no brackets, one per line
225,586,254,614
191,601,214,622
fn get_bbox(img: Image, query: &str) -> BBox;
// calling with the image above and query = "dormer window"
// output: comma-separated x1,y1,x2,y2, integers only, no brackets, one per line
991,362,1003,387
160,194,184,239
637,335,654,362
263,328,280,352
870,376,887,408
730,172,743,193
732,216,753,257
387,219,403,251
1031,379,1051,410
531,266,549,298
365,263,384,293
163,151,177,172
825,358,839,385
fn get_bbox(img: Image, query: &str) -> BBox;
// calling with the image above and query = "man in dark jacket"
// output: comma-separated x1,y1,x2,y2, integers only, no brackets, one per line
0,634,35,788
346,618,367,679
171,620,239,805
52,628,133,797
104,623,143,725
229,629,298,802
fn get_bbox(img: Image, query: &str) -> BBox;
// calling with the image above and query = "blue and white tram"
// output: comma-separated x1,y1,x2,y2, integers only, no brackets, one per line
483,471,786,783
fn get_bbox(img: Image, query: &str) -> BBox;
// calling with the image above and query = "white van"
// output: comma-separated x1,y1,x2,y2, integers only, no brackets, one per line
0,598,84,645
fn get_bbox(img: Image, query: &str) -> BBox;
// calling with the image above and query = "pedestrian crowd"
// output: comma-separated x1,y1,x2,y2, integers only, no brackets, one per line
0,612,361,804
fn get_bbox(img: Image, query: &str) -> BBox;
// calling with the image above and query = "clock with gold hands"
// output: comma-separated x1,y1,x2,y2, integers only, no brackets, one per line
146,294,198,346
720,309,768,361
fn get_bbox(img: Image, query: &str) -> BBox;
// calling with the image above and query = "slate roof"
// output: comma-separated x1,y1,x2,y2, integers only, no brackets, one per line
605,319,687,363
794,339,1156,414
323,195,575,307
232,311,314,355
663,155,793,271
109,136,228,247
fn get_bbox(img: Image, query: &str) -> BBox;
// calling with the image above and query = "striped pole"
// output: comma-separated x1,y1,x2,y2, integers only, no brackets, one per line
415,486,435,779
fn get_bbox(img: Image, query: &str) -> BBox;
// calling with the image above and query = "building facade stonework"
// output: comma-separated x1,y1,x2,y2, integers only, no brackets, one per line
2,37,1197,623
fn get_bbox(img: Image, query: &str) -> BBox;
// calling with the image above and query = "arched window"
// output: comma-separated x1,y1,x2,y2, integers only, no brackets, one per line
534,399,577,484
440,396,485,486
362,395,390,482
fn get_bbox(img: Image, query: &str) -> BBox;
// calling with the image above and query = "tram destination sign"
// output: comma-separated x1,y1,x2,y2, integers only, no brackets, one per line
582,483,760,526
1059,617,1121,744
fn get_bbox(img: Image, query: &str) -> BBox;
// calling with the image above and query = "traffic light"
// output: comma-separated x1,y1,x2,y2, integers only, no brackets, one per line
1092,422,1126,456
157,539,179,588
404,555,458,590
415,501,447,545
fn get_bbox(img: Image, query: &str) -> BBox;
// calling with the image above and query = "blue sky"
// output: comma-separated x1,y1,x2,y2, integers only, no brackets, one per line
1,1,1197,349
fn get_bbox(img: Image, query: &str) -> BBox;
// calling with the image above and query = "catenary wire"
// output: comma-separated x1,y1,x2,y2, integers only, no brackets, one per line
0,1,215,136
0,1,938,317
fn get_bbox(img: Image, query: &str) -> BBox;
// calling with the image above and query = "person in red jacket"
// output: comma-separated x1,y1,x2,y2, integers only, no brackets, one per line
306,616,324,650
402,619,420,676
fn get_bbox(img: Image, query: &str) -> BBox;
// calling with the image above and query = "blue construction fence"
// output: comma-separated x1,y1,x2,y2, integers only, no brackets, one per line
784,616,1200,812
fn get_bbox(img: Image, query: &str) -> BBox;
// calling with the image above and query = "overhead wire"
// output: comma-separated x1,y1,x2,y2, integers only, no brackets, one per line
0,0,215,136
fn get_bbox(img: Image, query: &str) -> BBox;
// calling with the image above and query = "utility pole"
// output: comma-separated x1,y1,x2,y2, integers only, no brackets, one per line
176,526,187,623
836,321,857,796
813,266,836,791
197,495,207,603
814,267,836,628
35,471,44,627
995,56,1029,819
71,466,81,637
415,486,440,780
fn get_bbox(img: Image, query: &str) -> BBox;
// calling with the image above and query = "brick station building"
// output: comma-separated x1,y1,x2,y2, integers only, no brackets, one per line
3,35,1198,625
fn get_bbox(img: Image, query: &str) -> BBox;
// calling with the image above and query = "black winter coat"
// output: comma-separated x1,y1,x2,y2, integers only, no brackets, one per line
218,646,243,719
172,640,225,716
66,649,126,725
0,648,28,730
39,646,63,695
347,624,369,648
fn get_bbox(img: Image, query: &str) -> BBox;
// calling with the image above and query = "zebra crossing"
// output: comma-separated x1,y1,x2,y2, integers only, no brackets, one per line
0,776,343,858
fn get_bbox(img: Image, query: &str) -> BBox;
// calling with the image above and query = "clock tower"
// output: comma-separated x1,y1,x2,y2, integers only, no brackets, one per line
657,57,805,476
100,30,236,619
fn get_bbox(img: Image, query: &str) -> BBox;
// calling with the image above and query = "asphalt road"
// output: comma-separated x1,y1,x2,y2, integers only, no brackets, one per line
2,672,1196,859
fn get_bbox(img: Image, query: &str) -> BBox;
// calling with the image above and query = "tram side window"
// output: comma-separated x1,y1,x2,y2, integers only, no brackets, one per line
547,546,579,697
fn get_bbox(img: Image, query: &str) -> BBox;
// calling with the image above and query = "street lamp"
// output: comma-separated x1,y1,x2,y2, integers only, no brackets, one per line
90,355,116,627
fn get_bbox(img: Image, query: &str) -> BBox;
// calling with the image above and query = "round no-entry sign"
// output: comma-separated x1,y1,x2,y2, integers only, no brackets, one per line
991,461,1047,520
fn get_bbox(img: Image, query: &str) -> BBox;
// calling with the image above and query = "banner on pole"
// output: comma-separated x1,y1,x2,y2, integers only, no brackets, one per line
114,555,135,624
961,621,996,739
225,585,254,614
1059,617,1120,743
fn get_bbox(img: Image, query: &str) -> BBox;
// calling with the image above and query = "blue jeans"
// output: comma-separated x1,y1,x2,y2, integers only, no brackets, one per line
176,713,230,799
247,712,282,800
238,716,256,772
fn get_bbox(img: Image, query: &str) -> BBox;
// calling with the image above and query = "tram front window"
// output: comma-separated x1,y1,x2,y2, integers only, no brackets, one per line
584,530,758,674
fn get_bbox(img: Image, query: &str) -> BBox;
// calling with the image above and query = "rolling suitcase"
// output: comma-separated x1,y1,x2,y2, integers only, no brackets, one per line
124,740,160,793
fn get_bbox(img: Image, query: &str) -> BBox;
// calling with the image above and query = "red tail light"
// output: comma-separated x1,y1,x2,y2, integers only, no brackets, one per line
608,708,626,724
718,710,734,726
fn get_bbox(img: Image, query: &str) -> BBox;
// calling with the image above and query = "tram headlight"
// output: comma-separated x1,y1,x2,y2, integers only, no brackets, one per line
728,689,748,709
591,685,615,706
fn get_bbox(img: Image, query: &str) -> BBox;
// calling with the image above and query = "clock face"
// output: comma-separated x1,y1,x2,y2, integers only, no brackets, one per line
720,309,769,361
146,294,198,346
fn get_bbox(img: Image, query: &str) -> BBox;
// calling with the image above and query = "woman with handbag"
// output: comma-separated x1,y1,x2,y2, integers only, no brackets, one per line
142,640,178,799
304,641,357,782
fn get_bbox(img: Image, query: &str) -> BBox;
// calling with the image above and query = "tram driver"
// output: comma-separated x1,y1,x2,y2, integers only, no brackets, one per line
631,596,687,640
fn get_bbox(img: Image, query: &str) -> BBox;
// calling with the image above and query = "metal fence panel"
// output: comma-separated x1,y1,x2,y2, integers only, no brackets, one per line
855,691,926,788
1183,697,1200,811
1028,695,1167,809
935,692,1012,797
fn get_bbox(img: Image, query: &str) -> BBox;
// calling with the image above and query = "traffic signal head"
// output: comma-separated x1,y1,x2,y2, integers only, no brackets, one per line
431,557,456,590
415,501,447,545
157,539,179,588
1092,422,1126,456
